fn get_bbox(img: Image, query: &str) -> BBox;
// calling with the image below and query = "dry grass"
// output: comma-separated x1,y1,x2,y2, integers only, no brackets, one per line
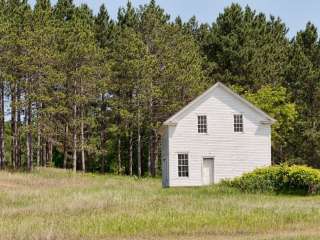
0,168,319,240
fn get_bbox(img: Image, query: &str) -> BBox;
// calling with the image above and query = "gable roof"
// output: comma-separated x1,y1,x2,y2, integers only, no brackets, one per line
163,82,276,126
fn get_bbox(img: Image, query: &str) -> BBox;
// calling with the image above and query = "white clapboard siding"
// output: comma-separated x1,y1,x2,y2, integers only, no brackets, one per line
161,82,273,187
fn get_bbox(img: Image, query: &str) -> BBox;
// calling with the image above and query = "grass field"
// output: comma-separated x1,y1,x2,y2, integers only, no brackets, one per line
0,168,319,240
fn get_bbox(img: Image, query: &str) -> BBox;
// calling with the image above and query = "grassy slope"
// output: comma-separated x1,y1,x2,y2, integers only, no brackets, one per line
0,168,319,240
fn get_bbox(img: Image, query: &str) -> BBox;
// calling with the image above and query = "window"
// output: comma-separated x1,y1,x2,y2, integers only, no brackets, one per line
198,115,207,133
234,114,243,132
178,153,189,177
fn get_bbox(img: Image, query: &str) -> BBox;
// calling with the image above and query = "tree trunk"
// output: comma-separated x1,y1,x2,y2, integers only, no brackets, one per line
36,103,42,167
27,99,33,171
26,107,31,171
11,82,17,169
72,135,77,172
25,76,32,171
36,120,41,167
153,130,159,177
63,123,68,169
148,133,152,176
129,131,133,176
72,102,77,173
80,107,85,172
0,80,5,169
17,86,21,168
100,129,106,173
47,140,52,167
117,136,121,174
41,137,46,166
147,81,153,177
45,141,49,166
100,94,107,173
72,99,77,172
25,107,29,163
137,109,141,177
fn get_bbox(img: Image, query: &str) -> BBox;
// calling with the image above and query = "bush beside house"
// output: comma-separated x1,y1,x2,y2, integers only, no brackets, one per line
225,165,320,195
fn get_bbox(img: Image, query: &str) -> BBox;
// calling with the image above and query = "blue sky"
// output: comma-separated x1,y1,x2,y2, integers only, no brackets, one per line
29,0,320,37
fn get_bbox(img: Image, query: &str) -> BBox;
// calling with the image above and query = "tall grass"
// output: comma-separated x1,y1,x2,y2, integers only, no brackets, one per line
0,168,319,240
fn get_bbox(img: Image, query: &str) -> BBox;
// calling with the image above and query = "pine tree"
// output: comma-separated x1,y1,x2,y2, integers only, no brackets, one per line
53,0,74,20
58,3,101,172
1,0,33,169
284,23,320,167
95,4,114,48
204,4,289,89
0,0,7,169
94,4,113,173
137,1,206,176
110,26,149,176
117,1,139,29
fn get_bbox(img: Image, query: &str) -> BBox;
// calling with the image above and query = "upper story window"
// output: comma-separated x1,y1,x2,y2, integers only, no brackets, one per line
198,115,207,133
234,114,243,132
178,153,189,177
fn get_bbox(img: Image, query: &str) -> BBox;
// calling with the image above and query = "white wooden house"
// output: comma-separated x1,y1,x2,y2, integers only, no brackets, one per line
160,82,275,187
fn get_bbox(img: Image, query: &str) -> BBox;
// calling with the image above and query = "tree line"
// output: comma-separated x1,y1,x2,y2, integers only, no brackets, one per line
0,0,318,175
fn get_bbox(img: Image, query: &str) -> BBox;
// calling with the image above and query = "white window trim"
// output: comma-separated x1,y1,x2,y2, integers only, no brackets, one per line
197,114,208,134
177,152,189,178
233,113,245,133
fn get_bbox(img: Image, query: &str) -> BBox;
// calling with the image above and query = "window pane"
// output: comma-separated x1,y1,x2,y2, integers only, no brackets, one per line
234,114,243,132
178,154,189,177
198,115,207,133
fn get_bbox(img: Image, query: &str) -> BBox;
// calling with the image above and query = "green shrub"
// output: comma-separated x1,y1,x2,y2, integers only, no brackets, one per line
224,165,320,195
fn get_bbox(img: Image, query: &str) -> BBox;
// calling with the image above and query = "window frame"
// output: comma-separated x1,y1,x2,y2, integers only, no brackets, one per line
233,114,244,133
197,115,208,134
178,153,189,177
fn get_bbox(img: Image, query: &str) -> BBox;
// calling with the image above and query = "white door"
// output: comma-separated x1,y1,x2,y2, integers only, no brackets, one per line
202,158,214,185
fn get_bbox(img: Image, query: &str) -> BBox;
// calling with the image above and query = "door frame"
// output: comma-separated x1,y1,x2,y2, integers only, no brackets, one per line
201,156,215,185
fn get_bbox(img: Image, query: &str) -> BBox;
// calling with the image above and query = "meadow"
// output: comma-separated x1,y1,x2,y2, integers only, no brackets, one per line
0,168,319,240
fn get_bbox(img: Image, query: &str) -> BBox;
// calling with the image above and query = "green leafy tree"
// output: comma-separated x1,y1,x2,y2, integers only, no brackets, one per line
244,85,297,163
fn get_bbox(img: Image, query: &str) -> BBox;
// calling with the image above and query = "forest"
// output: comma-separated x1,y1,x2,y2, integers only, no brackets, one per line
0,0,318,176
